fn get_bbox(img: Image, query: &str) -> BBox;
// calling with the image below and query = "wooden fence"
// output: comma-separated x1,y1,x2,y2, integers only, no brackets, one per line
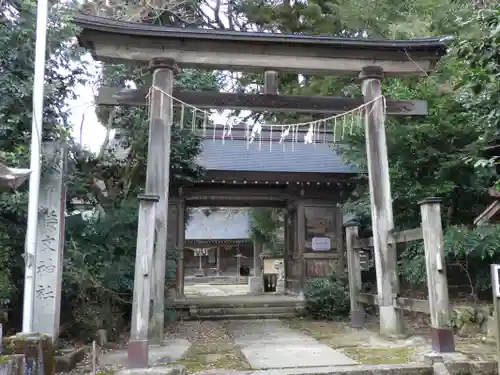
345,197,456,353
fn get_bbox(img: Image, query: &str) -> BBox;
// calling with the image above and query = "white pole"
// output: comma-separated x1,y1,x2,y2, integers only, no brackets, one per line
22,0,49,333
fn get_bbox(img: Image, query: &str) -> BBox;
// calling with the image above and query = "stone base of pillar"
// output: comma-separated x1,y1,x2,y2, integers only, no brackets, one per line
379,305,404,337
248,276,262,293
128,339,149,368
350,310,365,328
430,327,455,353
276,279,285,293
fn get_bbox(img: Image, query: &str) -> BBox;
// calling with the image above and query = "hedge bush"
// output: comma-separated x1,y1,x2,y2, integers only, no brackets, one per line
304,272,350,320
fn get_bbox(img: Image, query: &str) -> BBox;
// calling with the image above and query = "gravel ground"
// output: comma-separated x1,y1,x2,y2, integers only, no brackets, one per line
58,320,249,375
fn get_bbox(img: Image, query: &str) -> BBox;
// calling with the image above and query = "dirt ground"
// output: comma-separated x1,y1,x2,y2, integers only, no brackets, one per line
282,312,498,365
167,321,250,373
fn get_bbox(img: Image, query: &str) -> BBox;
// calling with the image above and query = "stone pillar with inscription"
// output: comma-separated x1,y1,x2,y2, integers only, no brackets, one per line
32,141,67,342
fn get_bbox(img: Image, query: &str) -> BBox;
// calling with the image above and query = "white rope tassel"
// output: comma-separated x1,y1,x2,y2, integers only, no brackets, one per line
191,109,197,132
150,85,385,151
203,112,207,136
304,123,313,144
333,118,337,143
180,104,185,130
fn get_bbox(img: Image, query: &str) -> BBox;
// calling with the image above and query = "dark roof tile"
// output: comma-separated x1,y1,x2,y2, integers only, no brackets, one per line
197,139,357,174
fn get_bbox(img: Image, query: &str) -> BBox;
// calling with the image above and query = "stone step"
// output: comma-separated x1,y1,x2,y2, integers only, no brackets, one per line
196,305,302,316
184,312,299,320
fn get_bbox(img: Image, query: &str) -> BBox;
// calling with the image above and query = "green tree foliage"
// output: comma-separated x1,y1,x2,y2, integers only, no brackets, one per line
249,208,284,256
0,0,89,324
59,3,222,337
236,0,500,296
400,6,500,294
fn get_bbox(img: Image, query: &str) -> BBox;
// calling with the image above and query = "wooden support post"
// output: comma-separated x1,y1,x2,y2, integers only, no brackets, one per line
296,201,306,295
216,247,221,276
147,58,175,345
176,198,185,298
419,197,455,353
264,71,279,94
490,264,500,375
128,194,158,368
335,206,345,274
345,221,364,328
360,66,403,336
253,243,262,278
32,141,67,343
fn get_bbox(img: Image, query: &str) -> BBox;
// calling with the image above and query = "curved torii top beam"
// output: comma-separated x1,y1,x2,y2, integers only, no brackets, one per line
74,14,451,76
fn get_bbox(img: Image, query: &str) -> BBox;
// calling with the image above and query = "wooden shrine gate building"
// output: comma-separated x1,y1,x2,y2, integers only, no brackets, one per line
74,14,447,367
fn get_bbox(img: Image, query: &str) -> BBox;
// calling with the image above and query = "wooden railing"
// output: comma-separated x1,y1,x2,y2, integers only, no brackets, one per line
353,227,423,249
356,293,431,314
345,198,455,352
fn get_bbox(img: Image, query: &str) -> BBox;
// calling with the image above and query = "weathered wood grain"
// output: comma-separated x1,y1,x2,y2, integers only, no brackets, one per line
346,223,364,327
419,198,450,327
96,86,428,116
354,227,423,249
361,66,403,336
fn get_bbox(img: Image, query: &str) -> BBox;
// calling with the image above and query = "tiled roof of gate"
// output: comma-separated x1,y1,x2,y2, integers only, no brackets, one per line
185,208,250,241
197,139,357,174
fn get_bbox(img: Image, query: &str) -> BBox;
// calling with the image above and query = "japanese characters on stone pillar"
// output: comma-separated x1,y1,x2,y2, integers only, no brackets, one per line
32,141,67,341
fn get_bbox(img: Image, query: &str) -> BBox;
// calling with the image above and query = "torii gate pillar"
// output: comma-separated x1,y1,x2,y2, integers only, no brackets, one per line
360,66,404,337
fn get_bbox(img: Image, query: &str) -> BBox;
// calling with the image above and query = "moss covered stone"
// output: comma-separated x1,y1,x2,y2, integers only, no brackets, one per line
342,347,414,364
2,334,55,375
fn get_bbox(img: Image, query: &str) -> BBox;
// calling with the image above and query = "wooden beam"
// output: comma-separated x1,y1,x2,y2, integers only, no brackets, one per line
356,294,431,314
419,197,455,352
354,227,423,249
75,14,447,76
145,59,175,346
96,87,428,116
361,66,403,336
346,223,364,328
128,194,157,368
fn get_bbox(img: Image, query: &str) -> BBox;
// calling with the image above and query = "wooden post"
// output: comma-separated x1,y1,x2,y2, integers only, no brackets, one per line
264,71,278,94
216,247,220,276
128,194,158,368
360,66,403,336
345,221,364,328
176,198,185,298
419,197,455,352
32,141,66,342
335,206,345,274
236,248,241,282
490,264,500,375
296,201,306,295
253,242,262,278
147,58,175,345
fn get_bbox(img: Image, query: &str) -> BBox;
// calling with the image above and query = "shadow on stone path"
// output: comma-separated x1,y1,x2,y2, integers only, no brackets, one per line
226,319,358,369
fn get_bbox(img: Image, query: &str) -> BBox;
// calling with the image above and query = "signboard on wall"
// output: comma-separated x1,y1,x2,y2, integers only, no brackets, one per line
311,237,331,251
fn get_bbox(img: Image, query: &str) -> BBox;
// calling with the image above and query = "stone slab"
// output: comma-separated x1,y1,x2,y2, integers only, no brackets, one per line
100,339,191,366
248,277,262,293
116,365,186,375
226,320,357,369
191,363,433,375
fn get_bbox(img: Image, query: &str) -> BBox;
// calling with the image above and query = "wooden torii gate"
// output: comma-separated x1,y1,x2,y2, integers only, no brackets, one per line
74,14,448,367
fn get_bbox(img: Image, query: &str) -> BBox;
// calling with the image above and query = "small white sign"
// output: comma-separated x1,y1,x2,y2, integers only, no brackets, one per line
312,236,331,251
492,264,500,298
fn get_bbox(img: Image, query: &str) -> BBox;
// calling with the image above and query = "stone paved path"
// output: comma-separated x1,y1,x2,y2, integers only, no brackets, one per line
226,319,357,369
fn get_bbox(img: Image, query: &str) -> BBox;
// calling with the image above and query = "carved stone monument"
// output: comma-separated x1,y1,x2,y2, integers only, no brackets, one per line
32,142,66,341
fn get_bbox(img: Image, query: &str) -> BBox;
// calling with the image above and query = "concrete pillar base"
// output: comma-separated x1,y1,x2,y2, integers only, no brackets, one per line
248,276,262,293
128,339,149,368
430,327,455,353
